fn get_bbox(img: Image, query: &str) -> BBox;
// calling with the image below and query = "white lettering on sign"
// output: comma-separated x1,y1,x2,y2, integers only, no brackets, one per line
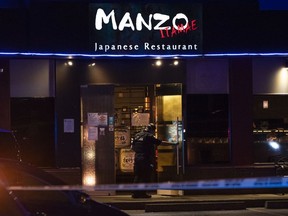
172,13,188,30
95,9,117,30
94,42,198,52
136,13,153,30
153,13,170,30
119,12,135,31
95,8,193,32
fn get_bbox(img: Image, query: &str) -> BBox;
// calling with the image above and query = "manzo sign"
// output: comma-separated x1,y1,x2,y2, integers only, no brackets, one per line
89,3,202,55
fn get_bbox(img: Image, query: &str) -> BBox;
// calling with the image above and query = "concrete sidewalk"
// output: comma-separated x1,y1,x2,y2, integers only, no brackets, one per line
87,192,288,211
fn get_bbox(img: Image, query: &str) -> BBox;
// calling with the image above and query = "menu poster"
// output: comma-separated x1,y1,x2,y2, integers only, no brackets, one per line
64,118,74,133
115,129,130,148
120,149,135,172
88,112,108,126
88,126,98,141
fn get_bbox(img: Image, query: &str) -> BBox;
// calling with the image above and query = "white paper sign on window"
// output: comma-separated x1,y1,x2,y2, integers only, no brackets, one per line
131,113,150,126
88,113,108,126
64,119,74,133
88,126,98,141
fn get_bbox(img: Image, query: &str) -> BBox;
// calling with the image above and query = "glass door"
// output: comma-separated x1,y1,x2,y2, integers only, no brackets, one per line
155,83,183,181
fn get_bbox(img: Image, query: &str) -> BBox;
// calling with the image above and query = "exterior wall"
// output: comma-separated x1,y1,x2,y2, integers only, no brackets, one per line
0,59,10,129
186,58,254,166
9,59,55,166
253,58,288,94
55,60,82,167
10,59,53,97
186,58,229,94
55,59,185,167
6,56,287,168
5,56,288,169
229,58,253,165
2,0,288,177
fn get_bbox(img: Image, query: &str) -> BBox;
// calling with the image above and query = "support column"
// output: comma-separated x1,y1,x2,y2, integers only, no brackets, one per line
229,58,253,165
0,59,10,129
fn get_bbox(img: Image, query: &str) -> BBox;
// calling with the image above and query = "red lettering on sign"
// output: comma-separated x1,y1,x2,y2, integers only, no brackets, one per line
159,19,198,39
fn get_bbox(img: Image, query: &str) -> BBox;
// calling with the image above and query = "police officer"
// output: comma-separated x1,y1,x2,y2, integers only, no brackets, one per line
131,123,162,198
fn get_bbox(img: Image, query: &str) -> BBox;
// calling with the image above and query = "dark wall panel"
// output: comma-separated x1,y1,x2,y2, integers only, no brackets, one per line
29,2,89,53
55,61,81,167
11,98,55,167
229,58,253,165
0,9,27,51
0,59,10,129
82,59,185,85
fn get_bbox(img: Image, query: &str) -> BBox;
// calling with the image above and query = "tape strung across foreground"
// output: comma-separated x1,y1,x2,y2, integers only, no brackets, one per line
7,176,288,191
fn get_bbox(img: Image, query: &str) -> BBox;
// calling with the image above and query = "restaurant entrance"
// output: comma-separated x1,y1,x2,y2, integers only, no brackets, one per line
80,83,183,186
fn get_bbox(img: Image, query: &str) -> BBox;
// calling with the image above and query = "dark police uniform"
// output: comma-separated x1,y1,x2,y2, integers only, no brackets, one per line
131,124,162,198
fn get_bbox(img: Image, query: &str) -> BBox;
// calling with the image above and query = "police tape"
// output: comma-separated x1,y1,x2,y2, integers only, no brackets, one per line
7,176,288,191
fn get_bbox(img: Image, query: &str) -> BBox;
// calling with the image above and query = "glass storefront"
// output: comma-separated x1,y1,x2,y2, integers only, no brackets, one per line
186,94,229,165
8,57,288,184
113,84,183,182
253,95,288,163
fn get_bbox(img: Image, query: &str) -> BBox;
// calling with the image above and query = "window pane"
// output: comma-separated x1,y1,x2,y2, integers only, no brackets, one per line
186,94,229,164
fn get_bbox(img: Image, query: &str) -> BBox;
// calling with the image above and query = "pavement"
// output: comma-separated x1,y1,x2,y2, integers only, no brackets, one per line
87,191,288,212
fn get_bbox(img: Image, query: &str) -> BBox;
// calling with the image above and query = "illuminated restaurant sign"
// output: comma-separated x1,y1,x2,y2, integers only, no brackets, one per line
89,3,202,55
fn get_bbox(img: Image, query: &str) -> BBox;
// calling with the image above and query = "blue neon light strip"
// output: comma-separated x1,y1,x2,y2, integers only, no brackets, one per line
2,51,288,58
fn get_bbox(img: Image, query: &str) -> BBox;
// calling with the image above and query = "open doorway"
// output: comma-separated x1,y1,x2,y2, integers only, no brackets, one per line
81,83,183,186
115,84,183,183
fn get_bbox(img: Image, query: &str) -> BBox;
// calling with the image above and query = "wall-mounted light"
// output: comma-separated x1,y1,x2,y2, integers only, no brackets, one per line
0,68,3,73
155,60,162,66
173,60,179,66
65,61,73,66
263,100,269,109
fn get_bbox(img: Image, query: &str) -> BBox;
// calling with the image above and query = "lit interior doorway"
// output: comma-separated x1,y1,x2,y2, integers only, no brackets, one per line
81,83,183,186
114,83,183,183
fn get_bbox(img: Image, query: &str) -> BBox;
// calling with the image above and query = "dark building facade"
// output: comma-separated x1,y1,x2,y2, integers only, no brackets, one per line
1,0,288,185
